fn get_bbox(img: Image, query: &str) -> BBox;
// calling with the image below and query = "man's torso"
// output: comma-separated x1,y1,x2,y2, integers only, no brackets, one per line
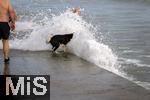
0,0,9,22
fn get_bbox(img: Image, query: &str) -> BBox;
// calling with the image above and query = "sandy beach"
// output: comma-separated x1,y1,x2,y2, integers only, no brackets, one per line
0,50,150,100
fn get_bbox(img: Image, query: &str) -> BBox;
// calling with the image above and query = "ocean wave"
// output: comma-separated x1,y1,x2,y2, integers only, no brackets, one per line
0,9,118,71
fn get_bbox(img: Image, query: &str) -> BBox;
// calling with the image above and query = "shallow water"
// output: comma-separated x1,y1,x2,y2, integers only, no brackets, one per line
1,0,150,90
95,0,150,89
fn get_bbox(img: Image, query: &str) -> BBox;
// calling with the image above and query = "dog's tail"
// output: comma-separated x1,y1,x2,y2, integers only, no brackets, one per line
46,34,53,44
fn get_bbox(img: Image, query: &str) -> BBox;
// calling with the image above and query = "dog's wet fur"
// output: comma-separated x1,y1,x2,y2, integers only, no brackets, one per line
47,33,73,52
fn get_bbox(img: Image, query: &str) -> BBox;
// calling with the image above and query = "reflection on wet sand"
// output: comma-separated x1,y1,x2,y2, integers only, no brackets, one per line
3,63,10,75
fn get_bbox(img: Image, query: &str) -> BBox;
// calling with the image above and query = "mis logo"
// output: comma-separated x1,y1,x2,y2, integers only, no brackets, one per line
0,75,50,100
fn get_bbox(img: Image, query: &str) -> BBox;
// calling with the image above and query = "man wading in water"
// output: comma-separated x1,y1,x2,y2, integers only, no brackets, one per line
0,0,17,63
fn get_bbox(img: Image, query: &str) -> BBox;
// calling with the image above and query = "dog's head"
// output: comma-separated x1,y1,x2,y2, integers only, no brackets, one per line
68,33,73,39
67,33,74,39
65,33,73,42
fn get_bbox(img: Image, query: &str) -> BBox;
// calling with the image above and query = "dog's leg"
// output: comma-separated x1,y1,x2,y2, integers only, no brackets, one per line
63,45,67,52
52,46,54,50
53,43,60,52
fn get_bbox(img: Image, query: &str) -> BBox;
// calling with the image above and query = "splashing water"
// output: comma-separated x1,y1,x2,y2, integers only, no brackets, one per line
0,9,118,76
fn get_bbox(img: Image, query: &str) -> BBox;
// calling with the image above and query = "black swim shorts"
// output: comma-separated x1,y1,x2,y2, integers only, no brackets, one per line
0,22,10,40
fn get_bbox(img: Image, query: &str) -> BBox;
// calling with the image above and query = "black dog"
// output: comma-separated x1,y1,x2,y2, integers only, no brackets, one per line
47,33,73,52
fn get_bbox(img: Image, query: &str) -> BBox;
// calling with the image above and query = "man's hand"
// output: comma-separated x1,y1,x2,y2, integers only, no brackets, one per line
9,21,15,31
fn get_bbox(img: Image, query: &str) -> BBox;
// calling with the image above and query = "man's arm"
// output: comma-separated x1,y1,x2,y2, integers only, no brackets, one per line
8,0,17,31
8,0,17,23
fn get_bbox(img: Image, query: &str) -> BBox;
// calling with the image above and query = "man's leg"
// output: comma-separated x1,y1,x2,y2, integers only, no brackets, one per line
2,39,9,60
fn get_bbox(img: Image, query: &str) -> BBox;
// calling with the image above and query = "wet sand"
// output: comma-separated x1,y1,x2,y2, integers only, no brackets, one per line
0,50,150,100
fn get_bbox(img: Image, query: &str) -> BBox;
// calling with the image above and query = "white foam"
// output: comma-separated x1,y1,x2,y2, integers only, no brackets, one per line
136,81,150,90
125,59,141,64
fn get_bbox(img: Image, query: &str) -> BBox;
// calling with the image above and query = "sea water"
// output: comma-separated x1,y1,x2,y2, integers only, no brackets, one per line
0,0,150,90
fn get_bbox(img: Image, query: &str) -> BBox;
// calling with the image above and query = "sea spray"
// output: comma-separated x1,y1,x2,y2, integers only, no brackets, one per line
0,9,119,76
